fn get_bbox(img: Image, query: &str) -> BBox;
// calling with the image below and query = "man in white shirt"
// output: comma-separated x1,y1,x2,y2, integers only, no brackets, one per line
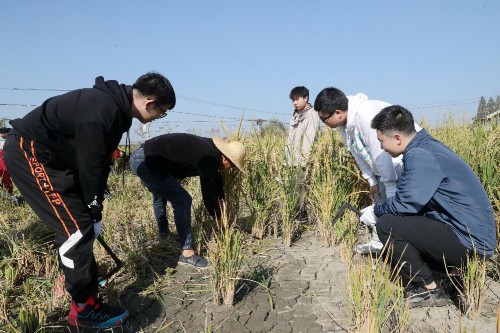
314,87,404,254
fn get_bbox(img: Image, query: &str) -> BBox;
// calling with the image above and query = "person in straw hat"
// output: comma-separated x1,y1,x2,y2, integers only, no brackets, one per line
129,133,246,268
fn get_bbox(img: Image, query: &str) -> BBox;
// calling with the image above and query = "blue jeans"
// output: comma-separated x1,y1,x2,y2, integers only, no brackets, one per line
129,146,193,250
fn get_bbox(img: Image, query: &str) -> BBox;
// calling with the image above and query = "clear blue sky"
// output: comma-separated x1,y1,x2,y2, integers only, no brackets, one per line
1,1,499,142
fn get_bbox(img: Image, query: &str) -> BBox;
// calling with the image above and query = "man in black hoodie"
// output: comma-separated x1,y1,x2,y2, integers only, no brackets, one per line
3,72,175,329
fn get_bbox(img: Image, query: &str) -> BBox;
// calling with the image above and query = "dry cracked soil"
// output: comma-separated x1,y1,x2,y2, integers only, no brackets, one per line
73,230,500,333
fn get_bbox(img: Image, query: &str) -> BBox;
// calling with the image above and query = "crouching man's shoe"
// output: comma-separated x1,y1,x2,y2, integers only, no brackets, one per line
68,294,129,328
404,285,450,308
354,241,382,255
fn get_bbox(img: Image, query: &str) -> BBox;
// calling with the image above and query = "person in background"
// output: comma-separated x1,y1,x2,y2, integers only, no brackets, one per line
111,147,127,173
129,133,246,268
0,127,15,198
0,126,10,149
284,86,320,223
3,72,176,328
371,105,496,308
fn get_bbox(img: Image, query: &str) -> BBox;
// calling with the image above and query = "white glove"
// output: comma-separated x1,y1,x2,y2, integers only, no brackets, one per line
93,220,102,240
360,205,377,228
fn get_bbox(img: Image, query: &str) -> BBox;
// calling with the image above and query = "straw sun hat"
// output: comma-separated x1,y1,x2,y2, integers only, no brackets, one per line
212,137,246,171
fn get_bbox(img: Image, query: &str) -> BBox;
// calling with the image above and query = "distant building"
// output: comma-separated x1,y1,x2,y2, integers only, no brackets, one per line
473,109,499,125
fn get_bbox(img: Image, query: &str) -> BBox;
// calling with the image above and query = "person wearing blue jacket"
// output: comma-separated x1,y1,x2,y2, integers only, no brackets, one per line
371,105,496,308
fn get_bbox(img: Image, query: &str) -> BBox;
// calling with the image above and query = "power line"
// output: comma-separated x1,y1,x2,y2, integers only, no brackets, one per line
0,87,290,116
407,97,480,110
0,109,283,125
0,103,39,107
0,86,488,115
156,119,253,124
167,110,282,123
177,94,289,116
0,87,70,92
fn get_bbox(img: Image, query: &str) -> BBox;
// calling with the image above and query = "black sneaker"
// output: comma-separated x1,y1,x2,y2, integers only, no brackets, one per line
68,295,129,328
404,285,450,308
178,254,210,269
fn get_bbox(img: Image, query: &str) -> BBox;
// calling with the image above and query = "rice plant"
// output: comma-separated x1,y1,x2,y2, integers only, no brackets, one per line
448,250,488,321
347,251,410,333
220,118,246,218
207,203,243,306
187,176,215,255
18,278,52,333
244,132,281,239
245,126,304,247
276,163,301,247
308,130,364,249
309,131,367,260
245,157,278,239
308,167,339,247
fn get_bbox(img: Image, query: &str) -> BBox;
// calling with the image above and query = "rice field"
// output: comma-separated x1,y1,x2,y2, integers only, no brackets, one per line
0,115,498,332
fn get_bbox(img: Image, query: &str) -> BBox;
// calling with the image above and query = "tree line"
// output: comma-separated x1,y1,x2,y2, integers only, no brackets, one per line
476,95,500,120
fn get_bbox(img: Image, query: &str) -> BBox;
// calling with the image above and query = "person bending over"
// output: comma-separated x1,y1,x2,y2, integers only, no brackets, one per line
314,87,406,254
129,133,246,268
4,72,176,328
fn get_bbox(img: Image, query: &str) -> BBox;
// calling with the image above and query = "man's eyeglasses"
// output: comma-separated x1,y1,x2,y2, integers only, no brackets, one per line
156,102,168,118
320,113,333,123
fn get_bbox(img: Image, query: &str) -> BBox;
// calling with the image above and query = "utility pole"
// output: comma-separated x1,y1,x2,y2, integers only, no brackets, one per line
256,119,265,137
142,123,150,140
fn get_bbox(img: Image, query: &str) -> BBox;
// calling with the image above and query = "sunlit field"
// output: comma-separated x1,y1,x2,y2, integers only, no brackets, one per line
1,115,498,332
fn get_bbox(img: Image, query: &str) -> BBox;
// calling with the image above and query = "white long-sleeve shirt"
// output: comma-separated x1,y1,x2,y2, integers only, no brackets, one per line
338,93,398,197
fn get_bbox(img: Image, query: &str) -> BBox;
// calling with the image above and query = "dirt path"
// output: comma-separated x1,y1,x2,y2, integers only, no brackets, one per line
117,231,500,332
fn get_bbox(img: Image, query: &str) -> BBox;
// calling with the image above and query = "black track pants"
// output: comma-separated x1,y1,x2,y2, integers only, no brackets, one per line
3,135,98,302
376,214,470,286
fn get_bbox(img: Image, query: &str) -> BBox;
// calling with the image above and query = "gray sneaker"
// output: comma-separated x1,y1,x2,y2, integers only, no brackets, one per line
404,285,450,308
178,254,210,269
355,242,382,255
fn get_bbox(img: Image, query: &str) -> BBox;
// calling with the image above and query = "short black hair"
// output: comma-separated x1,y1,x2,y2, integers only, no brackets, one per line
289,86,309,100
371,105,417,136
133,72,176,110
0,127,11,134
314,87,348,115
